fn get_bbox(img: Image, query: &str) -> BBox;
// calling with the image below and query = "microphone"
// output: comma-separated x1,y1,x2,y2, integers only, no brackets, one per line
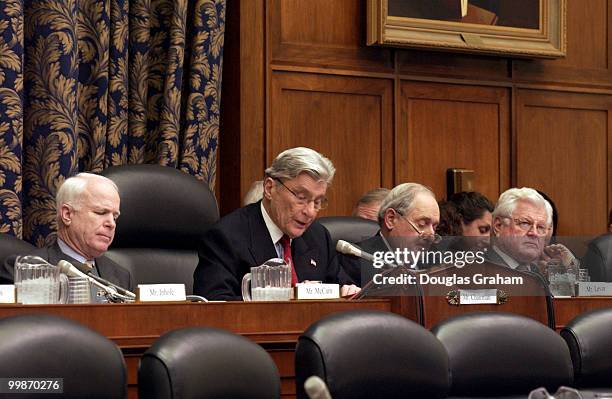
336,240,374,262
68,260,136,299
57,260,133,302
304,376,332,399
87,272,135,299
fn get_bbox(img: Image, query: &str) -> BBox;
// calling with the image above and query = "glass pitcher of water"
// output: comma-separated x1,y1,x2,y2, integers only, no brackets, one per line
241,258,292,301
14,256,69,304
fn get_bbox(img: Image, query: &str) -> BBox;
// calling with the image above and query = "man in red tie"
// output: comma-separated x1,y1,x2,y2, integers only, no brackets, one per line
193,147,359,300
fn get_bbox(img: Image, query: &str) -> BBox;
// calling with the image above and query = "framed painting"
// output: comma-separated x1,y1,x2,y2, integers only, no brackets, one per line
367,0,566,58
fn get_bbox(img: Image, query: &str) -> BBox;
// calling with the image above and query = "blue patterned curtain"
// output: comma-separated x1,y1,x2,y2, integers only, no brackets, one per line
0,0,224,246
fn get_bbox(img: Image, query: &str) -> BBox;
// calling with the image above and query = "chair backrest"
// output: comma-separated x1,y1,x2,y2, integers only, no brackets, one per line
317,216,379,247
0,234,38,283
101,164,219,294
0,314,126,398
432,312,573,398
561,307,612,389
295,309,450,399
582,233,612,282
138,327,280,399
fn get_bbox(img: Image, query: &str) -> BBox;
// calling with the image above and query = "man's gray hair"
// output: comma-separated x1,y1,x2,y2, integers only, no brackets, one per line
492,187,552,225
243,180,264,205
264,147,335,185
377,183,435,225
356,188,390,207
56,173,119,217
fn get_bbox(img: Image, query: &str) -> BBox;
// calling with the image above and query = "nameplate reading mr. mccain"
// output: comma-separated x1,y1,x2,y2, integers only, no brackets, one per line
138,284,186,302
296,283,339,300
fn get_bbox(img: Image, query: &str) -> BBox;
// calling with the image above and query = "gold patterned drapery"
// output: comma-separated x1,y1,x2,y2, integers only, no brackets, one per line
0,0,225,246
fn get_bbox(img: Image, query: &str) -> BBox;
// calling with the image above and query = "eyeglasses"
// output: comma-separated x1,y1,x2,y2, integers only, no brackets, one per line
504,217,550,235
272,177,329,211
394,209,442,244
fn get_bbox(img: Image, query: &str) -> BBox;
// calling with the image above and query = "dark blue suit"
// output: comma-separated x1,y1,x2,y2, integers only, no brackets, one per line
193,202,347,300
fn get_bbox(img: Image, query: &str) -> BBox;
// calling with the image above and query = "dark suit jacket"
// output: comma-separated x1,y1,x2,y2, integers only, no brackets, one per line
582,233,612,282
193,202,347,300
339,233,387,286
485,245,545,278
1,241,133,290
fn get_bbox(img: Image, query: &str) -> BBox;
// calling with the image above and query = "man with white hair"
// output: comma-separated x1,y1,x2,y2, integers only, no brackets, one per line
193,147,358,300
340,182,441,285
1,173,132,298
488,187,573,273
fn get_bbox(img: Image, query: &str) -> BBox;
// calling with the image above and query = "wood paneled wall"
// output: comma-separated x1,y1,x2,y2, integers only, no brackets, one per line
220,0,612,235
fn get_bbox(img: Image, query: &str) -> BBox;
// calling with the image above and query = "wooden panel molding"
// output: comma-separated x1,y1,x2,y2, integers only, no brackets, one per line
269,71,393,217
268,0,393,71
513,0,612,88
397,81,510,202
515,89,612,236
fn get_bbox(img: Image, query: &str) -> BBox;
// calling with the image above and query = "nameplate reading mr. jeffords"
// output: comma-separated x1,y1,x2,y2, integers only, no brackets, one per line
459,289,498,305
138,284,186,302
296,283,340,300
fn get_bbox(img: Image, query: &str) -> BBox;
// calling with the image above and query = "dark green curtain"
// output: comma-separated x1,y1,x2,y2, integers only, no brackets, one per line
0,0,225,246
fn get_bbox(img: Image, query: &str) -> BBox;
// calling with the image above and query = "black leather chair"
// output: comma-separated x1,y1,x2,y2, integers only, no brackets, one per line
432,312,573,398
101,164,219,294
295,309,450,399
582,233,612,282
0,314,126,398
317,216,379,247
138,327,280,399
0,234,38,284
561,307,612,391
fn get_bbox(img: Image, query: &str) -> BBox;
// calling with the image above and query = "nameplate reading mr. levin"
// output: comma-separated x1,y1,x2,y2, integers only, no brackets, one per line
577,282,612,297
296,283,340,300
138,284,186,302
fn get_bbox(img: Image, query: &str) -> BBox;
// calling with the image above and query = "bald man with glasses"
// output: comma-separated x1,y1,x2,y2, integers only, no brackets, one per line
339,183,441,286
193,147,358,300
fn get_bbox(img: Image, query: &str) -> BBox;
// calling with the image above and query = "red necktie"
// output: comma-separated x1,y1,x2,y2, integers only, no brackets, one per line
280,235,298,286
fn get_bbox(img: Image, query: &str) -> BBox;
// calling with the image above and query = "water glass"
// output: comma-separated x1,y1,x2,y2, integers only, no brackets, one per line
547,260,576,297
68,276,91,304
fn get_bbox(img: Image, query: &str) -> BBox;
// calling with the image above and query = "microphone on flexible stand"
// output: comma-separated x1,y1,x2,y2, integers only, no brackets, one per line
70,261,136,299
304,376,332,399
336,240,399,268
57,260,135,303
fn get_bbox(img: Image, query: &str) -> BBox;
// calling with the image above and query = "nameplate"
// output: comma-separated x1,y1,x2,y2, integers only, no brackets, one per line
577,282,612,297
296,283,339,300
459,289,498,305
137,284,186,302
0,285,15,303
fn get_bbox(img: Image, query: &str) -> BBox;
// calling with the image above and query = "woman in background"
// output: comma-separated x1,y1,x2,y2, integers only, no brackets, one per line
436,191,494,251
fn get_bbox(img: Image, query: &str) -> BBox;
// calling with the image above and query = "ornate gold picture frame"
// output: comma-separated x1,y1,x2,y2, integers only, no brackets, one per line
367,0,566,58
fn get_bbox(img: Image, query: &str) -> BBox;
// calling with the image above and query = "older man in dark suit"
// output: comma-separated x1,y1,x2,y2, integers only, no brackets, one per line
1,173,132,301
193,147,358,301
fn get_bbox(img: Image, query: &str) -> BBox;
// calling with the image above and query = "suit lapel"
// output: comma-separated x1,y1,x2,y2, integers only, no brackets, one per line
247,204,280,266
291,235,316,276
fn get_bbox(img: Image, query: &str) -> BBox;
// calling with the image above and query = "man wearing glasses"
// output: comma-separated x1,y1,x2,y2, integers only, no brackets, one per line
193,147,358,300
489,187,567,273
340,182,441,286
